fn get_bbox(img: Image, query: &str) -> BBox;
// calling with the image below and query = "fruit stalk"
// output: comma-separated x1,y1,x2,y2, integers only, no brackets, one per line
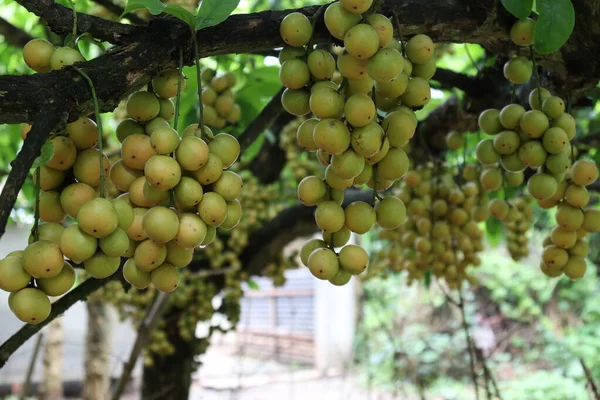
32,166,41,242
529,45,542,107
67,0,77,47
174,47,184,132
192,29,207,140
73,67,105,197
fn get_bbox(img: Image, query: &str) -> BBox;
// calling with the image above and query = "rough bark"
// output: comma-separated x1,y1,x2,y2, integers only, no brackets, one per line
83,296,113,400
40,318,64,400
141,309,197,400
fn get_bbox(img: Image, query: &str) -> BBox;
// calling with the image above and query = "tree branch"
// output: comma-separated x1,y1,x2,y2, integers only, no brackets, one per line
0,272,120,369
0,109,63,239
0,17,34,48
89,0,148,26
238,87,284,152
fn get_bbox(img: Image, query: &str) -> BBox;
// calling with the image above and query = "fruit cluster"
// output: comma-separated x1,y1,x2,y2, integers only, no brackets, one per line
539,160,600,279
22,38,85,73
278,0,436,285
371,163,486,288
199,68,242,129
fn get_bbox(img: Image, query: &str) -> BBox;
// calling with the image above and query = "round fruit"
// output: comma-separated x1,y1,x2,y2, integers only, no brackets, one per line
307,248,339,280
126,91,160,122
323,226,352,248
134,240,167,272
166,241,194,268
77,198,119,238
563,256,587,279
324,2,361,40
152,69,185,99
208,133,240,168
142,206,179,243
50,47,84,70
339,244,369,275
297,176,326,206
344,23,379,59
59,225,97,263
23,38,55,72
366,13,393,48
510,18,535,46
150,127,180,155
570,160,599,186
122,258,151,289
367,48,403,83
84,252,121,279
37,261,75,297
405,34,434,64
280,12,312,47
307,50,336,80
174,213,207,248
73,148,110,186
151,263,180,292
315,201,345,232
198,192,228,227
281,88,310,116
344,201,375,234
280,59,310,89
60,183,97,219
23,240,64,279
0,256,31,292
176,136,209,171
503,57,532,84
11,288,51,324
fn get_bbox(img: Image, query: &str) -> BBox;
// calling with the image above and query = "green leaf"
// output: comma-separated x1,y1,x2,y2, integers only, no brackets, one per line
163,5,195,27
195,0,240,30
121,0,166,17
501,0,533,19
240,133,265,163
32,140,54,169
534,0,575,54
246,279,260,290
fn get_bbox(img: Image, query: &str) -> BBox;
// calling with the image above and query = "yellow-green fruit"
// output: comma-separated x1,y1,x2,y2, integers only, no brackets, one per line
110,160,142,192
279,59,310,89
208,133,240,168
282,88,311,116
542,96,565,119
520,110,549,139
542,127,569,154
296,118,319,151
529,87,552,111
66,116,98,150
550,226,577,249
307,248,339,280
152,69,185,99
213,171,243,201
527,173,557,201
366,13,393,48
351,122,384,157
503,57,532,84
518,140,547,168
122,258,151,289
48,136,77,171
174,213,207,248
33,165,64,191
30,222,64,245
493,130,520,155
325,165,353,190
278,46,305,64
324,2,361,40
571,160,599,186
300,239,328,266
310,86,345,119
84,252,121,279
174,177,204,210
280,12,312,47
77,198,119,238
23,240,63,279
411,57,437,80
374,72,409,98
37,190,66,224
50,47,84,70
0,256,31,292
151,263,180,292
331,149,365,180
552,113,576,140
340,0,372,14
405,34,434,64
11,288,51,325
23,38,55,73
338,244,369,275
176,136,209,171
569,239,589,258
307,50,336,80
344,201,375,234
323,226,352,248
142,206,179,243
542,245,569,270
73,148,110,187
336,51,368,80
165,241,194,268
99,227,130,257
400,77,431,108
59,225,97,263
583,209,600,233
565,184,589,208
192,153,223,185
344,23,379,59
37,261,75,297
111,198,135,230
499,104,526,130
505,171,525,186
556,204,584,230
150,127,180,155
329,269,352,286
367,48,403,83
220,199,242,231
315,201,345,232
158,98,175,121
198,192,228,227
134,240,167,272
478,109,503,135
344,94,376,127
364,137,390,165
313,118,350,155
126,91,160,122
144,155,182,191
297,176,327,206
488,198,510,220
144,117,170,135
375,196,406,229
382,111,416,148
377,148,410,180
563,256,587,279
510,18,535,46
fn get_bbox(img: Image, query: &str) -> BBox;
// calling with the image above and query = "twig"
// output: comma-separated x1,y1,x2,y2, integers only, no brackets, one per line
464,43,482,73
458,290,480,400
18,333,44,400
0,17,34,48
0,273,119,368
237,87,285,152
580,358,600,400
89,0,147,25
0,111,61,240
111,292,171,400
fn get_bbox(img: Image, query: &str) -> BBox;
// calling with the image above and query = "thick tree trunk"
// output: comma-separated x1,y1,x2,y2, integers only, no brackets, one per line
83,297,112,400
39,318,63,400
141,310,196,400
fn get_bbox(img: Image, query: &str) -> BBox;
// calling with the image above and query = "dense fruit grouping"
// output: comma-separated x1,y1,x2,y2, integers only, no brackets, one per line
199,68,242,128
2,36,244,325
475,18,600,278
278,1,436,284
370,163,486,288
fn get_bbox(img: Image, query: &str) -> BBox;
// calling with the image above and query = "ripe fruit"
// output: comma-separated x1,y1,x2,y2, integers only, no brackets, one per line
23,240,64,279
150,263,180,292
338,245,369,275
59,225,98,263
570,160,599,186
23,39,55,72
324,2,361,40
344,201,375,234
315,201,345,232
77,198,119,238
152,69,185,99
11,288,51,324
280,13,312,47
510,18,535,46
208,133,240,168
50,47,84,70
123,258,151,289
297,176,327,206
0,256,31,292
405,34,434,64
307,248,339,280
84,252,121,279
503,57,532,84
126,91,160,122
37,262,75,296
